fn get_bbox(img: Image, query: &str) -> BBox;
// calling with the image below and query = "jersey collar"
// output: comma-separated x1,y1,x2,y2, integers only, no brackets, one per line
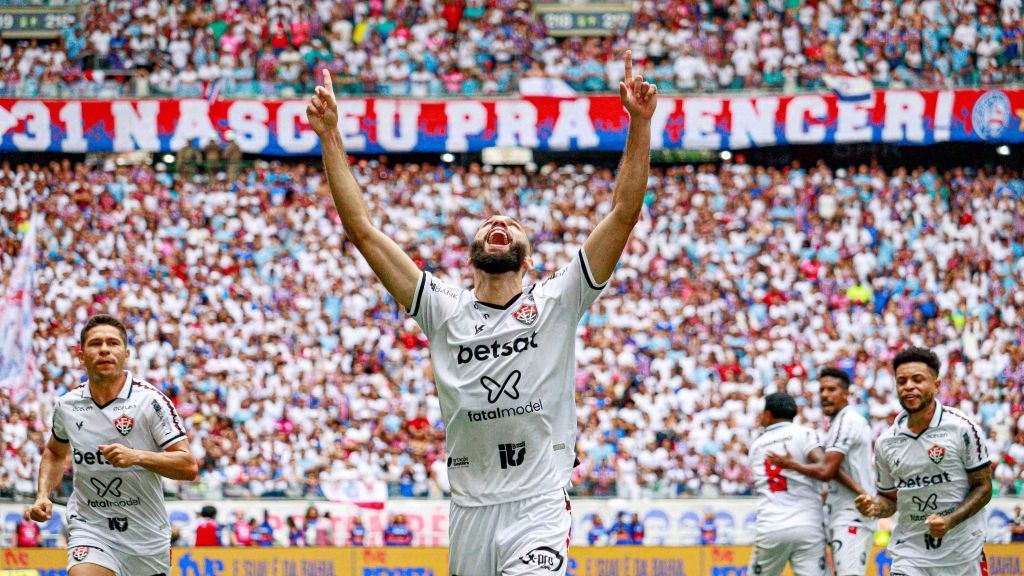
765,421,793,432
831,404,852,422
896,399,943,438
81,370,135,408
473,291,523,310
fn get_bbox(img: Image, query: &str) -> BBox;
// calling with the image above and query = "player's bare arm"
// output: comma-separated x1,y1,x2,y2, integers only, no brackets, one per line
856,491,897,518
925,465,992,538
582,49,657,284
307,68,421,309
99,439,198,481
30,435,70,522
767,448,867,494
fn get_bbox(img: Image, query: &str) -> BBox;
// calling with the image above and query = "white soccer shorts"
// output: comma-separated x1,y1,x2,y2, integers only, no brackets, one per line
449,487,572,576
890,551,989,576
827,522,874,576
748,523,828,576
67,543,169,576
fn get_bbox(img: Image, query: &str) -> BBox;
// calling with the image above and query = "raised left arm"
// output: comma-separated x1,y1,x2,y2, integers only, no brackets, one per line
100,440,199,481
926,465,992,538
582,50,657,284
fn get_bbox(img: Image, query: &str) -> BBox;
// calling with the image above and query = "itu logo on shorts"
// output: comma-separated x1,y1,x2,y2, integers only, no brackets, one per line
520,546,564,571
971,91,1011,140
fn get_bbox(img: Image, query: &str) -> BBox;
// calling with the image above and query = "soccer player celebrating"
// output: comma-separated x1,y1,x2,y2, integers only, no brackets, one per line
747,392,828,576
31,315,198,576
766,368,876,576
856,347,992,576
307,52,657,574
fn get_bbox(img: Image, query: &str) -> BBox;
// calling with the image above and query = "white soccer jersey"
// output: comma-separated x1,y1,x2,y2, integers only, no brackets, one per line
748,421,825,532
824,405,877,529
410,249,605,507
874,401,990,568
51,372,188,555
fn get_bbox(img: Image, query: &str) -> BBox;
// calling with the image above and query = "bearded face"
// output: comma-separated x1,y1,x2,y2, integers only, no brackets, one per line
470,238,527,274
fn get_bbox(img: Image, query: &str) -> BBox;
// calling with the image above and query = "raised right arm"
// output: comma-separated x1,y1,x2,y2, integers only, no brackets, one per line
308,70,422,310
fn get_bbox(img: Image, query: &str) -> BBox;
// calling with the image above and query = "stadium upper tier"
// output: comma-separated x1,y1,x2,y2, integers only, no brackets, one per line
0,0,1022,98
0,157,1022,500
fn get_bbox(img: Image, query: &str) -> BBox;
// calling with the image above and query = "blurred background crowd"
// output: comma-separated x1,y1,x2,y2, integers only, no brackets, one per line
1,0,1023,98
2,152,1023,507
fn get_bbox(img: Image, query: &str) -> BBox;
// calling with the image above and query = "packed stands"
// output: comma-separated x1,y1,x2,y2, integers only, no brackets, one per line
1,0,1023,98
2,154,1023,503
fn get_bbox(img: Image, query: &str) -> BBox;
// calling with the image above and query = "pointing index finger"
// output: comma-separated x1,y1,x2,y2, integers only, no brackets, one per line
323,69,334,96
624,50,633,84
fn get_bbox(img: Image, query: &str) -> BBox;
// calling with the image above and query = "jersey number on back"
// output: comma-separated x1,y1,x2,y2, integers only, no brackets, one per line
765,461,788,492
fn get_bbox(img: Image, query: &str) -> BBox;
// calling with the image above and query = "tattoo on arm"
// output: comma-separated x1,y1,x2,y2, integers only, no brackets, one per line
947,466,992,529
876,492,897,518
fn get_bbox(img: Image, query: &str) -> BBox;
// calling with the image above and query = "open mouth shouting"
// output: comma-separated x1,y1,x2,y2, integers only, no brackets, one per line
486,227,512,250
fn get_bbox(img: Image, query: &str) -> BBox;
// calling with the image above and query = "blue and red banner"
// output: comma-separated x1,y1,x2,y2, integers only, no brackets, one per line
0,89,1021,155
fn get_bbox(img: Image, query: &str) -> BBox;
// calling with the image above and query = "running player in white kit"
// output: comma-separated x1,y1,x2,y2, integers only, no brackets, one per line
747,392,828,576
856,347,992,576
30,315,198,576
766,368,876,576
306,54,657,575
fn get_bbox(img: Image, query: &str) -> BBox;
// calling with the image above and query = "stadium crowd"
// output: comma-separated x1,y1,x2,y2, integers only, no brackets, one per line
1,0,1023,98
1,152,1024,507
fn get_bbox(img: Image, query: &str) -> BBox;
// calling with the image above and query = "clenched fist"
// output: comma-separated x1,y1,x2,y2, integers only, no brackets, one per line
29,497,52,522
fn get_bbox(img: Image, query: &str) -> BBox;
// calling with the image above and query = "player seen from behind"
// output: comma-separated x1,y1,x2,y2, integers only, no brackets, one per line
766,367,876,576
747,392,828,576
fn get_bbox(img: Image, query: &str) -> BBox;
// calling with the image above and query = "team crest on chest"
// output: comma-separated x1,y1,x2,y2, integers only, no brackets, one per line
928,444,945,464
71,546,90,561
512,303,538,326
113,414,135,436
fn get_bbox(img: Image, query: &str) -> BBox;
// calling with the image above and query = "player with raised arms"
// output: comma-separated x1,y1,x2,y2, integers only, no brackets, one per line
306,51,657,575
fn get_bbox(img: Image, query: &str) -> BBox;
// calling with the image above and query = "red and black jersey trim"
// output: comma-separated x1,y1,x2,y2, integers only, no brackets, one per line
829,410,848,449
945,408,985,463
136,382,187,436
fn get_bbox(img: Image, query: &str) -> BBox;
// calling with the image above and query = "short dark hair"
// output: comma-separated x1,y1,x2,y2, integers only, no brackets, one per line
892,346,941,377
764,392,798,421
819,367,851,389
80,314,128,348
